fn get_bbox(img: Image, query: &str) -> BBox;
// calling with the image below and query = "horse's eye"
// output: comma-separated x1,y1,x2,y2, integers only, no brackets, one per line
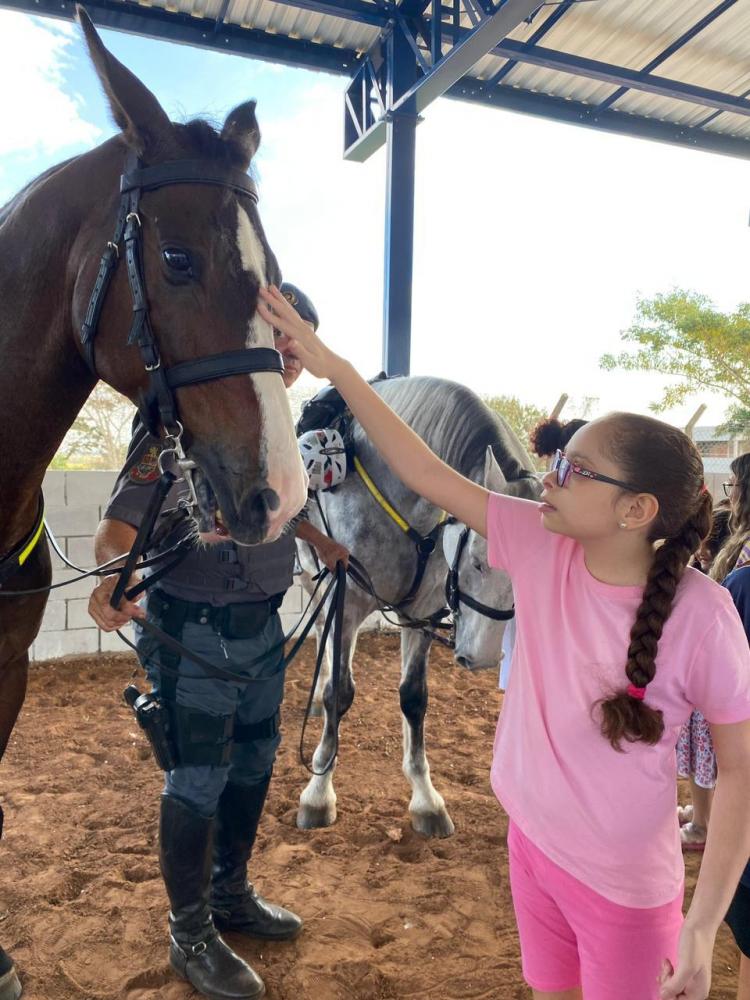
163,248,192,272
471,559,484,573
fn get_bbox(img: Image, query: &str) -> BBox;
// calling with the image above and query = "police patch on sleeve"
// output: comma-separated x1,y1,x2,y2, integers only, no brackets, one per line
128,445,161,484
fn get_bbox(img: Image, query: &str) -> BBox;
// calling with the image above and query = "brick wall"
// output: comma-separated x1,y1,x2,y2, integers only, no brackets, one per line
32,470,381,661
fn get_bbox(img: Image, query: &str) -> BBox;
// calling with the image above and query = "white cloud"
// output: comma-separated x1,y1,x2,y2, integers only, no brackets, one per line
0,12,100,157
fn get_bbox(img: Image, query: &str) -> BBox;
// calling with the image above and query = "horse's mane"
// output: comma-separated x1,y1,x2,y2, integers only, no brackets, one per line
369,376,536,482
174,119,252,171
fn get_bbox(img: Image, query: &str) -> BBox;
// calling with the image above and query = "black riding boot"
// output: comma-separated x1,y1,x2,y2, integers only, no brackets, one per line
159,795,265,1000
0,946,21,1000
211,779,303,941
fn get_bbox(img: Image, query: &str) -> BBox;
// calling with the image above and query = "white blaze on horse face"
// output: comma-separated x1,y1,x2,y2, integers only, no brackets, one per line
236,205,307,538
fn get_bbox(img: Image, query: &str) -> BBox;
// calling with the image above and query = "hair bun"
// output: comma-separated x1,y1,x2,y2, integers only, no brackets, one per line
530,418,566,458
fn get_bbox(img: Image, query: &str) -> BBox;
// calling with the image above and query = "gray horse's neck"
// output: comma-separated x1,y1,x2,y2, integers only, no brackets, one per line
354,375,535,502
0,144,118,544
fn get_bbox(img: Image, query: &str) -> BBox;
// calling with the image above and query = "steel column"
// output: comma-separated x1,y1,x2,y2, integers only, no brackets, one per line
382,26,420,375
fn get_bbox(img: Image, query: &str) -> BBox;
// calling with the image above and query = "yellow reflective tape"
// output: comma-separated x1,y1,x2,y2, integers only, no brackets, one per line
18,513,45,567
353,456,411,534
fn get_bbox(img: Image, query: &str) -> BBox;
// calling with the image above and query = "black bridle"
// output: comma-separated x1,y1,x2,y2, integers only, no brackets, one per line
80,150,284,503
445,526,515,623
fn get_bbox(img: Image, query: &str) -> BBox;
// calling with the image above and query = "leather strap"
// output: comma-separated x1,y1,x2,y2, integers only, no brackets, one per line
165,348,283,389
120,161,259,202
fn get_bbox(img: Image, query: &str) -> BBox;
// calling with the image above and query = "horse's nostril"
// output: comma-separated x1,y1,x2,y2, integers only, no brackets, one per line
252,487,280,516
456,655,472,670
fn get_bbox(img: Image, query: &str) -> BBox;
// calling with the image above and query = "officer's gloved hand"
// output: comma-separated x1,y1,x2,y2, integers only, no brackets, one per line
89,572,146,632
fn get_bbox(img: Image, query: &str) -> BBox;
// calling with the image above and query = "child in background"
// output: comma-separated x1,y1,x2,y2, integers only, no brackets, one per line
677,506,732,851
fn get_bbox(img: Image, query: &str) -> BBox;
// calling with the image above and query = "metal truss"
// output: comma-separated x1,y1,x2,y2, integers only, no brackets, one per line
344,0,750,163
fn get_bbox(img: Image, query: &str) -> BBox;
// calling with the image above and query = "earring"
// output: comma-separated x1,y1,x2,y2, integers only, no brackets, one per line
619,522,627,529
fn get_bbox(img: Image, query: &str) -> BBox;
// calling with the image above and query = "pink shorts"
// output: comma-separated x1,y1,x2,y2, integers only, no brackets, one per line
507,821,684,999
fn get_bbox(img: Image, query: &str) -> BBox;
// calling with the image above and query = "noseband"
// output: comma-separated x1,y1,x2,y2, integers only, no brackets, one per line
445,526,515,622
80,151,283,495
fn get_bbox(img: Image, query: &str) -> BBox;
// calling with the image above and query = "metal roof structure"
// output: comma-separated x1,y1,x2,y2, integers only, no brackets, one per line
6,0,750,370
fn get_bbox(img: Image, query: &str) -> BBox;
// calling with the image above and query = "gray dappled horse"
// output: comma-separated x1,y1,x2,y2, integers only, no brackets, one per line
296,377,541,838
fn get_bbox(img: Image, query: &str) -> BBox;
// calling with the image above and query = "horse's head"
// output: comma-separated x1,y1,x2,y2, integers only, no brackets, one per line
443,448,541,670
72,9,307,543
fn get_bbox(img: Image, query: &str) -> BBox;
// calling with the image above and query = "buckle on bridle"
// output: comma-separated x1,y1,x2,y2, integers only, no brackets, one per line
190,940,208,956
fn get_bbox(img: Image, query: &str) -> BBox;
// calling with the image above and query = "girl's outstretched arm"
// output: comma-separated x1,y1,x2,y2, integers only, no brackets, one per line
258,286,490,536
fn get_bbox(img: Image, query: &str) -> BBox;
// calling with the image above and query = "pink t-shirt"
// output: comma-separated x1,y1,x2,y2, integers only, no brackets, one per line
487,492,750,908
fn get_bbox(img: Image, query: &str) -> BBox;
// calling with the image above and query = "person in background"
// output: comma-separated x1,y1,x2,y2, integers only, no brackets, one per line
677,506,732,850
722,559,750,1000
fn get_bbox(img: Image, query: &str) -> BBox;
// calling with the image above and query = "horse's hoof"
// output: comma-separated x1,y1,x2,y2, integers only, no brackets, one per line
0,965,22,1000
410,810,455,839
296,802,337,829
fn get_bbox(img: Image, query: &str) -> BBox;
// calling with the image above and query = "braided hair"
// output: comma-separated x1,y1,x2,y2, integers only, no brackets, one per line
597,414,713,751
530,417,588,459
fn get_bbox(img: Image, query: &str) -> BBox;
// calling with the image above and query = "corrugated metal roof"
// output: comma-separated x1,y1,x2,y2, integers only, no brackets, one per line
469,1,750,140
8,0,750,153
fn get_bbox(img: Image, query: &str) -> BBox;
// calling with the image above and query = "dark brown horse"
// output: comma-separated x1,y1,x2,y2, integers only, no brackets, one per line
0,12,306,993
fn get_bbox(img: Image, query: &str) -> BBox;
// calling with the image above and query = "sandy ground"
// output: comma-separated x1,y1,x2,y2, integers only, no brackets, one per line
0,632,743,999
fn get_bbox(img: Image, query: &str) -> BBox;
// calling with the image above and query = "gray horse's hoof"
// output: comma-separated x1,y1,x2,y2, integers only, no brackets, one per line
296,802,337,830
410,809,455,839
0,965,22,1000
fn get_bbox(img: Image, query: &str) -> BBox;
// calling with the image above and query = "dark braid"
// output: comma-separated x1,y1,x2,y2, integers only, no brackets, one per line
596,413,713,751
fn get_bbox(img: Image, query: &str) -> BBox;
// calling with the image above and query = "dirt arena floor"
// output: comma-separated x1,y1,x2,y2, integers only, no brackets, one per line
0,632,743,999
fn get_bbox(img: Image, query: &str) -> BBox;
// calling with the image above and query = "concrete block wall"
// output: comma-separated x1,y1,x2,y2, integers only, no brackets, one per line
32,470,383,661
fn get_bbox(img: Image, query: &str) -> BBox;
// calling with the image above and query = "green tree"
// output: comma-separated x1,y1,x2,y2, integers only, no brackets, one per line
54,383,135,470
600,290,750,433
482,394,548,470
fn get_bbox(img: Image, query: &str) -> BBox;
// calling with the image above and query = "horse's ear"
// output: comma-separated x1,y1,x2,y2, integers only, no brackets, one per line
484,446,507,491
221,101,261,169
76,6,172,156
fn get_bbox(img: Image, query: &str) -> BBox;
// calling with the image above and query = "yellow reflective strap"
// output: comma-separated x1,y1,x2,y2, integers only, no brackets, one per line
18,510,45,566
353,456,411,534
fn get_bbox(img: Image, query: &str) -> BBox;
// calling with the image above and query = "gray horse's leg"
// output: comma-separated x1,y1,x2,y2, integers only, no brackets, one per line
297,611,359,830
400,628,455,838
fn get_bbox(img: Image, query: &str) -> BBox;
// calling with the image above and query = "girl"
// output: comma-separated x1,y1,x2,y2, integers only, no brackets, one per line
711,452,750,582
259,286,750,1000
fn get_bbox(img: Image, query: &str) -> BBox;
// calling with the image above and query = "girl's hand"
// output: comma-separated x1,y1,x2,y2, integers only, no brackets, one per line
258,286,342,381
659,924,714,999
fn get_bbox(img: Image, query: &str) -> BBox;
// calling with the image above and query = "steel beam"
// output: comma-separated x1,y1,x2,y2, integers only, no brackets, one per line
265,0,393,28
597,0,737,112
393,0,543,117
489,38,750,118
1,0,360,75
447,78,750,160
345,0,541,160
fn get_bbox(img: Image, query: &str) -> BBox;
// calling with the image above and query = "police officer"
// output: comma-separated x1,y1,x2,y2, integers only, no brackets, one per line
89,284,347,1000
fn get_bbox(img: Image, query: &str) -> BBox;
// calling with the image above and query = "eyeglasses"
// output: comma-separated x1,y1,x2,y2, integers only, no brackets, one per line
551,450,641,492
722,481,736,498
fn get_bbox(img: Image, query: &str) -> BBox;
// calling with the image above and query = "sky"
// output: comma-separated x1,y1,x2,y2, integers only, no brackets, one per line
2,9,748,429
